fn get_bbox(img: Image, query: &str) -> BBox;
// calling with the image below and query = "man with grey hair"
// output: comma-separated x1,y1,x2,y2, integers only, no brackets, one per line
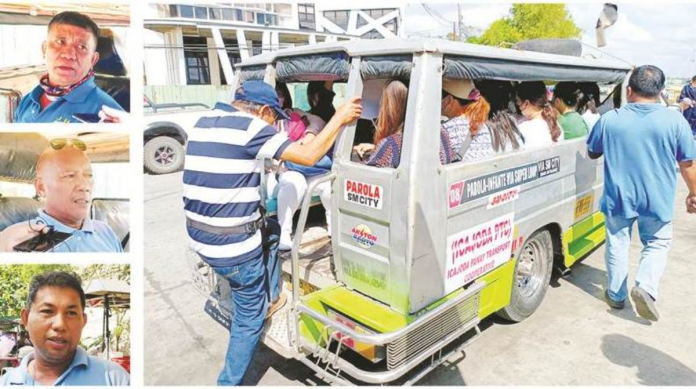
587,65,696,321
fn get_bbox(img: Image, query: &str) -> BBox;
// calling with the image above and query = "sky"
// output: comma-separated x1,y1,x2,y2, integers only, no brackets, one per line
403,3,696,79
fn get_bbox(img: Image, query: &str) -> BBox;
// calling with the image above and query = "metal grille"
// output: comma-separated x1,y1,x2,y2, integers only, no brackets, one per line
386,293,479,370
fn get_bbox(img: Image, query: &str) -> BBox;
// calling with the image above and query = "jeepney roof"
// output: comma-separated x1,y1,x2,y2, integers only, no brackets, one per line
236,38,632,72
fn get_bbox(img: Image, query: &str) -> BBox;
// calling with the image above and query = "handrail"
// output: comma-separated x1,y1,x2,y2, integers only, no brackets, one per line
296,280,485,345
291,171,337,352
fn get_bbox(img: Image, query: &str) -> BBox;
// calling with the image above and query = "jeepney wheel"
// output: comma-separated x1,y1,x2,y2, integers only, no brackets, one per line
498,229,553,322
144,136,185,175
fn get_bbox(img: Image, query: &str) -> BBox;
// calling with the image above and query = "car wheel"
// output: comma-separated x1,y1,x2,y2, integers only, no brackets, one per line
498,229,554,322
144,136,184,174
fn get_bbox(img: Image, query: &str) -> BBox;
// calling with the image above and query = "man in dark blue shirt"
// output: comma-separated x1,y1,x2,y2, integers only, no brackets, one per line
13,11,122,123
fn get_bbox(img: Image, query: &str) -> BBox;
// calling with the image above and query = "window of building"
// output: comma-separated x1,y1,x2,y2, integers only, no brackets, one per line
243,11,254,23
356,14,368,28
194,6,207,19
385,19,398,34
168,5,178,17
298,3,315,30
179,5,193,18
184,37,210,85
361,29,383,39
222,8,235,21
324,10,349,30
210,8,222,20
257,13,266,25
236,9,243,21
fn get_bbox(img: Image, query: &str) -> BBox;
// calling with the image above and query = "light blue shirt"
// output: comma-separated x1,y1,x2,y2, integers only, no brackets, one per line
0,347,130,386
587,103,696,222
30,210,123,253
13,78,122,123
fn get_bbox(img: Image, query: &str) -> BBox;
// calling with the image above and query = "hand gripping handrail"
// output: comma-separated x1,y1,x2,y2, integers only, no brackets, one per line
291,171,337,352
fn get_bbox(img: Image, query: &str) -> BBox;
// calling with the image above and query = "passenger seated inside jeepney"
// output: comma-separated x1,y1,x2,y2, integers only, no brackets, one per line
272,81,335,250
477,80,526,153
441,78,524,162
514,81,563,148
552,82,589,140
576,82,601,129
353,79,457,167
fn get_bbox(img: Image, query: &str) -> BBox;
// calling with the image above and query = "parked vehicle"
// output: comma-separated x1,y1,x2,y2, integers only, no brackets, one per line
143,95,210,174
191,39,632,384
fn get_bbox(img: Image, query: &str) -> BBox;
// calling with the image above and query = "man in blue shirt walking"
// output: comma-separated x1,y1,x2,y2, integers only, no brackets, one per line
588,65,696,321
0,271,130,386
13,11,122,123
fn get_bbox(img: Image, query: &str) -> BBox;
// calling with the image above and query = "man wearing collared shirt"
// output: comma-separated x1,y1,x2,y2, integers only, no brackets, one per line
13,11,123,123
0,139,123,252
0,271,129,386
184,80,361,385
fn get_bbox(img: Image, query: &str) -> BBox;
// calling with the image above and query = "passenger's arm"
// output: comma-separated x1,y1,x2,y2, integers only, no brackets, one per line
679,160,696,213
281,97,362,166
299,132,316,145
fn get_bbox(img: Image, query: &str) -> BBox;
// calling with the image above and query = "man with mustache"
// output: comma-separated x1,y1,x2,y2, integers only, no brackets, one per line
0,271,130,386
0,139,123,252
13,11,123,123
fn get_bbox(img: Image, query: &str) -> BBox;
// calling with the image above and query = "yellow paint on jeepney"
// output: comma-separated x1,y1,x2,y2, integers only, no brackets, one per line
573,193,594,220
563,211,606,267
299,257,517,347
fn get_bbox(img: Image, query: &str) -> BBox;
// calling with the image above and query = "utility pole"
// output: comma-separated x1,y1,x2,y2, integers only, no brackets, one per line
457,3,461,41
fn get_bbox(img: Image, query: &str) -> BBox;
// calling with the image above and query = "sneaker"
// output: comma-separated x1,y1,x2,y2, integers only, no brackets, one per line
266,293,287,319
631,286,659,321
604,290,625,310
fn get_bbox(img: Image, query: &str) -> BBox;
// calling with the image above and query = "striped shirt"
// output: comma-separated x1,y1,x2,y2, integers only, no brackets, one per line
183,102,292,267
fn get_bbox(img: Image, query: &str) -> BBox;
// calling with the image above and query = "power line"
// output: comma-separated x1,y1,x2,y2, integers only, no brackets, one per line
421,4,452,27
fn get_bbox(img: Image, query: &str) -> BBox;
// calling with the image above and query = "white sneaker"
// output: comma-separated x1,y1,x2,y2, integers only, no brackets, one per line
278,234,293,251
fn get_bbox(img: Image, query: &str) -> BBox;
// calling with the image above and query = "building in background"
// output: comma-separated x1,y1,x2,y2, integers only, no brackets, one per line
143,3,404,87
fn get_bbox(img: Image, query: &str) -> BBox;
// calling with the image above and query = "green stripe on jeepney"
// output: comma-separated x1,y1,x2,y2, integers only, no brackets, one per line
563,211,606,267
299,258,516,345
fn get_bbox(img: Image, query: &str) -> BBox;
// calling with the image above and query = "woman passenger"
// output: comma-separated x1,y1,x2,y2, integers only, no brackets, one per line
552,82,589,139
514,81,563,147
366,79,456,168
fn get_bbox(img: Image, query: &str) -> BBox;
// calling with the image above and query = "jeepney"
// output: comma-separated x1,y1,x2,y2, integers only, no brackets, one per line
191,39,632,385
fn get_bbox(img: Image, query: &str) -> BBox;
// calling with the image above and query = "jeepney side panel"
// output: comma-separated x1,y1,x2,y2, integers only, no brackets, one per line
444,138,604,317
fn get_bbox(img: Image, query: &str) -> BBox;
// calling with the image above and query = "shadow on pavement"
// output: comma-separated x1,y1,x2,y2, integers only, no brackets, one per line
601,334,696,385
244,344,323,386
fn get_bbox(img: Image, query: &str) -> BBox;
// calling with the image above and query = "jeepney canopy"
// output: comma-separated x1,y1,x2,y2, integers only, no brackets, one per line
235,38,632,84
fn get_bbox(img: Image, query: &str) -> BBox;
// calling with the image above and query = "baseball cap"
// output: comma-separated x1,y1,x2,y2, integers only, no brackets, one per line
443,78,481,101
234,80,290,120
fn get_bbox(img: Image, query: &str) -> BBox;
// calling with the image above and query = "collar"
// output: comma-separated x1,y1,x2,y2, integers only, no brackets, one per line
17,348,89,385
38,210,94,234
31,79,98,105
214,102,238,113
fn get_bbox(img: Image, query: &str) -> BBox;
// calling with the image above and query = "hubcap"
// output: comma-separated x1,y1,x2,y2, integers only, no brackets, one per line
155,146,175,166
516,239,547,298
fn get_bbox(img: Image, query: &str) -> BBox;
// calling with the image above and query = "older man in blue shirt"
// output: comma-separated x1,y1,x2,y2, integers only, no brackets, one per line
0,271,129,386
0,139,123,252
13,11,122,123
588,65,696,322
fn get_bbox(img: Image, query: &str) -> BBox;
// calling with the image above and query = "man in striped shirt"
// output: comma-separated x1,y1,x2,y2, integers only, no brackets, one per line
183,80,361,385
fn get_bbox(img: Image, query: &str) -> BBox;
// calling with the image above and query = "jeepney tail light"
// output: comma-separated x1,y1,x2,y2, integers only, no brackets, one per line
327,309,385,363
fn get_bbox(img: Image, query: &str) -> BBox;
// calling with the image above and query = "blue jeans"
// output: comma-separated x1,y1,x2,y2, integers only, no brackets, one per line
604,215,672,302
212,219,281,386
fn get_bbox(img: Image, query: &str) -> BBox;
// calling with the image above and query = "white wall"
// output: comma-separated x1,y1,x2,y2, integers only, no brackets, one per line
0,25,46,69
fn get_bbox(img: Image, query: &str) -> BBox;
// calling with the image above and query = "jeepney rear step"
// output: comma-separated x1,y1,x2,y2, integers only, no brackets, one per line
280,226,337,294
261,290,298,359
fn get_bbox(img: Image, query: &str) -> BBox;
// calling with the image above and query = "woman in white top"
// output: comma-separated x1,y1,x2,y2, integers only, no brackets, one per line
514,81,563,147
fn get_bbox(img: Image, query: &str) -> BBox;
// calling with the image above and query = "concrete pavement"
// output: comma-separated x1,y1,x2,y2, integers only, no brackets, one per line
144,171,696,385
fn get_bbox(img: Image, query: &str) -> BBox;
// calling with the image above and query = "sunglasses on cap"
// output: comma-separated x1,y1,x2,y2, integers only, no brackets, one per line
49,138,87,151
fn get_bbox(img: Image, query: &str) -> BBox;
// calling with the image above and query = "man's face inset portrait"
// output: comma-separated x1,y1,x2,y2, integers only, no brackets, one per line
21,285,87,368
41,21,100,87
35,144,94,228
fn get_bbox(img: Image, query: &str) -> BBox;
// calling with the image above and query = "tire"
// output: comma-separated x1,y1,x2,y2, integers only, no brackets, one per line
498,229,554,322
144,136,185,174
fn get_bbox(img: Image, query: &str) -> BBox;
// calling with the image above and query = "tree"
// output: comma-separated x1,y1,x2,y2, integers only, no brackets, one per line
468,4,582,47
0,265,74,317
